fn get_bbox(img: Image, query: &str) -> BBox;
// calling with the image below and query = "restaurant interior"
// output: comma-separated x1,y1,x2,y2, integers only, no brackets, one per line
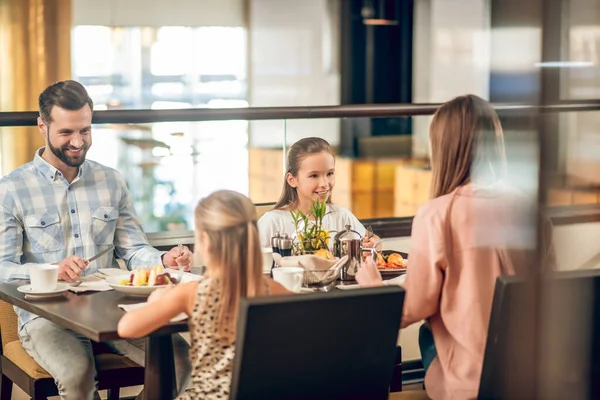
1,0,600,399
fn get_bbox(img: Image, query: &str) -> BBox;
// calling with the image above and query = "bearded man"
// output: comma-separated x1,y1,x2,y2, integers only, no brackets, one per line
0,80,193,399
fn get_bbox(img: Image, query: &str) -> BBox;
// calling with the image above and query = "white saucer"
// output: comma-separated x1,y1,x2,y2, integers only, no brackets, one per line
17,283,70,299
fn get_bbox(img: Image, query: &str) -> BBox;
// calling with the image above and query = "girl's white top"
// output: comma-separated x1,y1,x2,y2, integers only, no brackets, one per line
257,204,366,251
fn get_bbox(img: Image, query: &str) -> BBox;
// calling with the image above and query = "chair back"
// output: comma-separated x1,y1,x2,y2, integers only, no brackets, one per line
479,271,600,399
231,286,405,400
0,299,19,351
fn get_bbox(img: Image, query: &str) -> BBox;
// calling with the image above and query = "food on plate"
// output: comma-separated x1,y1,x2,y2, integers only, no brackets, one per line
386,253,406,268
376,252,407,270
118,265,178,286
314,248,335,260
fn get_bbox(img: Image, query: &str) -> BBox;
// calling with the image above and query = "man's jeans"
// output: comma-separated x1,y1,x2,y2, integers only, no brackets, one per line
419,323,437,373
19,317,191,400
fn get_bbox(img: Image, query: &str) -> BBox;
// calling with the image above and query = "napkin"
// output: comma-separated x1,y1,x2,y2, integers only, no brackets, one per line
272,254,348,271
68,280,114,293
336,274,406,290
118,302,188,322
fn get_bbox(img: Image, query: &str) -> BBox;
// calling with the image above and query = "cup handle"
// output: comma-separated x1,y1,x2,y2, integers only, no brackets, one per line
294,274,303,288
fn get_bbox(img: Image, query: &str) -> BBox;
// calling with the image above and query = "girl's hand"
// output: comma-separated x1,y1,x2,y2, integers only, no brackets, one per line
363,233,382,251
356,257,384,287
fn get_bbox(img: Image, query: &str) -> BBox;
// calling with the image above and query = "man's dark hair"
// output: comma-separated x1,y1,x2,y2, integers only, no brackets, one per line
39,80,94,124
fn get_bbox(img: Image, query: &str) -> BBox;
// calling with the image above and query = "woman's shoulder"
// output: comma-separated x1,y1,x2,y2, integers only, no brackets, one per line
414,193,453,223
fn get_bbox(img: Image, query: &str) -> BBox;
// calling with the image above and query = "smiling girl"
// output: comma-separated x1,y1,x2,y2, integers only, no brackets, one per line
257,137,379,251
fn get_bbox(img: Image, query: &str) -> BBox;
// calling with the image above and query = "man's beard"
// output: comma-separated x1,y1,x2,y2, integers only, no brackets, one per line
47,136,89,168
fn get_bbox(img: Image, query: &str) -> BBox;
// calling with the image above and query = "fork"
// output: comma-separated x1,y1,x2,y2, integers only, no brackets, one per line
176,242,185,282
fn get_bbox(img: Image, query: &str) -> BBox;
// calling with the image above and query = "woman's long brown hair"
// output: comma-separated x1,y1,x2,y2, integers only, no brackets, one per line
429,94,506,198
194,190,264,343
274,137,334,210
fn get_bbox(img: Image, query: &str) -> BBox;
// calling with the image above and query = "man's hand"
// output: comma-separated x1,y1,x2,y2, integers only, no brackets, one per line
162,245,192,272
355,257,384,287
56,256,88,283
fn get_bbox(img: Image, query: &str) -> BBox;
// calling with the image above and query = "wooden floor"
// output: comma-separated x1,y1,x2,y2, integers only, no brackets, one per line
11,385,142,400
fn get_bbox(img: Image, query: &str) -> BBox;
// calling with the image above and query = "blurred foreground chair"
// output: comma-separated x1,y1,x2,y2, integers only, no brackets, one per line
231,286,405,400
0,300,144,400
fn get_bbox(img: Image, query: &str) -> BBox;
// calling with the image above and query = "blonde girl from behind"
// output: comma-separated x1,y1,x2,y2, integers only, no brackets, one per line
118,190,289,399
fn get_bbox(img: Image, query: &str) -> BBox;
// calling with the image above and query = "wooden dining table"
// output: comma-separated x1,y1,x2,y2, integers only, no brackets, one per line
0,280,188,400
0,267,407,399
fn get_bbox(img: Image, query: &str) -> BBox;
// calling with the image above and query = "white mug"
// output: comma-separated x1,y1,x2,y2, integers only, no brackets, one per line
29,264,59,292
261,247,274,274
272,266,304,293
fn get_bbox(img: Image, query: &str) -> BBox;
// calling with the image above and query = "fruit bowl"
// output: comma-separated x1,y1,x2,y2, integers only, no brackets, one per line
106,269,201,296
106,275,162,296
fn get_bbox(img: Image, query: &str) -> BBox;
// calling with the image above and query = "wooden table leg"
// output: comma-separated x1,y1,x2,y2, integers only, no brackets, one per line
144,334,176,400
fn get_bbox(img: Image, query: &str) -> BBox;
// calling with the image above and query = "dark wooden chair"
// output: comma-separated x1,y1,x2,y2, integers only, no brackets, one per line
0,300,145,400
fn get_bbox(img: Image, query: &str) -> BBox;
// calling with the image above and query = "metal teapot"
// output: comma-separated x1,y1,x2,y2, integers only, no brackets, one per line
333,225,365,281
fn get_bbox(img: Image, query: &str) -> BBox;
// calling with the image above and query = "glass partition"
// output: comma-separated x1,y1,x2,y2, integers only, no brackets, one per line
87,119,284,232
0,102,599,237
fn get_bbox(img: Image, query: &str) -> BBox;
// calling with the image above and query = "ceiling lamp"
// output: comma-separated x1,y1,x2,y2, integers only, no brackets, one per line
362,0,398,26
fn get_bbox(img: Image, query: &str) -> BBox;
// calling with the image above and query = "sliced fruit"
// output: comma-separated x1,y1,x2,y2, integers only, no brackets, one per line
148,268,157,286
314,248,334,260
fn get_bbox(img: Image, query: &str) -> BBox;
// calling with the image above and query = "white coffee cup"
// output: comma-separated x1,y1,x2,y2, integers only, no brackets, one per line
29,264,59,292
261,247,274,274
272,266,304,293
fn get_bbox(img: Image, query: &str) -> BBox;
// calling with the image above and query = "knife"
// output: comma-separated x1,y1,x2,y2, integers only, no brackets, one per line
86,245,115,264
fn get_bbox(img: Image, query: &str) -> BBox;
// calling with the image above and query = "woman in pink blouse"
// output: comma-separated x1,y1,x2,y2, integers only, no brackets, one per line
357,94,554,399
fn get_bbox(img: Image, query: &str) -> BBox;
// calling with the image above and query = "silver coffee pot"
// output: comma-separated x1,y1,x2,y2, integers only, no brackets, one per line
333,225,364,281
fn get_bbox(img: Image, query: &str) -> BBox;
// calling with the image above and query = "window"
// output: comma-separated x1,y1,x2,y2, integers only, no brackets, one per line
72,25,248,232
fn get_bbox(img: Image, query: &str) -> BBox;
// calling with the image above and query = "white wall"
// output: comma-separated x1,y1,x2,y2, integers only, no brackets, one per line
73,0,245,27
554,222,600,271
247,0,341,148
412,0,491,157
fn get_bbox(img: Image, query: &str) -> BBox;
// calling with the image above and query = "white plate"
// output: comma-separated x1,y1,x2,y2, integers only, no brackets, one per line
106,272,202,296
336,284,361,290
98,268,129,277
17,283,70,299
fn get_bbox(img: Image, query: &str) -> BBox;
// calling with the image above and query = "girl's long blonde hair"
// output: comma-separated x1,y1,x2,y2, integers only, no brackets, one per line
429,94,506,198
194,190,265,343
274,137,334,210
